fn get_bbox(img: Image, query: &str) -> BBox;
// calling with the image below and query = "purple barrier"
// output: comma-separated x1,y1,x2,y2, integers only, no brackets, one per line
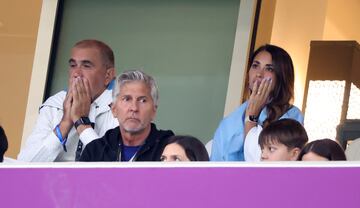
0,165,359,208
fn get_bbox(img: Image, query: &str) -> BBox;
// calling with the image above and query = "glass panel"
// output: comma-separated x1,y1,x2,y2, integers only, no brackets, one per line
347,83,360,119
47,0,240,142
304,80,345,141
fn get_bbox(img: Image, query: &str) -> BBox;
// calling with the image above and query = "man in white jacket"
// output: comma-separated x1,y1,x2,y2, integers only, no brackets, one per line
18,39,118,162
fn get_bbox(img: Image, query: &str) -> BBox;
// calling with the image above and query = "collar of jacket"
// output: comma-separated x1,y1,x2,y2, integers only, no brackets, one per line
105,123,171,161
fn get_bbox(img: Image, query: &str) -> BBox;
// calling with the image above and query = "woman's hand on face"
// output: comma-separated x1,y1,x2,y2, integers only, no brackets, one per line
246,77,273,116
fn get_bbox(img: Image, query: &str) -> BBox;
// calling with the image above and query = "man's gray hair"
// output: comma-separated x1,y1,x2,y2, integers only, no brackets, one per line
112,69,159,106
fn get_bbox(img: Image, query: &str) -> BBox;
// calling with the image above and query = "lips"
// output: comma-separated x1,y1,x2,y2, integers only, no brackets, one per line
125,117,140,122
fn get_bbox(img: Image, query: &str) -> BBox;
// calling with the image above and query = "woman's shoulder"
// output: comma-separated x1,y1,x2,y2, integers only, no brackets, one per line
217,102,248,130
282,105,304,123
287,105,303,115
223,102,247,121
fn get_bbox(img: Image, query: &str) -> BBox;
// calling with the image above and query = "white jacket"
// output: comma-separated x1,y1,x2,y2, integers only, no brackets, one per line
18,89,118,162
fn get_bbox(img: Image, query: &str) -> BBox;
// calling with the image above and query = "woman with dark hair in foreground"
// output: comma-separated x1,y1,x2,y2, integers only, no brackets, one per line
161,135,209,162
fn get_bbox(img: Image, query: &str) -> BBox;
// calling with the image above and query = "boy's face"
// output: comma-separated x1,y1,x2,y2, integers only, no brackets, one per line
261,141,299,161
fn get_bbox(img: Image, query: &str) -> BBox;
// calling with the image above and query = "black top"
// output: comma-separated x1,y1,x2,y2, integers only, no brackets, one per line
79,123,174,162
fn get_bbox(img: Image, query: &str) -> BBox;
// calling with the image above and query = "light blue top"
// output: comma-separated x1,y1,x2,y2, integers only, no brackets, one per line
210,101,304,161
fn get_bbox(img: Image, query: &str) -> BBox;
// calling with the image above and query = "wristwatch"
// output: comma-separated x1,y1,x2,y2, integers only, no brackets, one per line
74,117,92,129
245,115,259,123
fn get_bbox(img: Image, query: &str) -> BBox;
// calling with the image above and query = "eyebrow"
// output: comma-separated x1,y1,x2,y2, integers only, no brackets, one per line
137,96,149,100
252,60,274,67
119,95,150,101
82,60,93,65
170,155,182,159
68,59,75,64
68,59,94,66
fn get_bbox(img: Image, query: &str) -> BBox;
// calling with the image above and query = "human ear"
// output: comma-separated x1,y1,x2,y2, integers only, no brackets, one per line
290,148,301,161
111,102,117,117
150,105,157,121
105,67,116,85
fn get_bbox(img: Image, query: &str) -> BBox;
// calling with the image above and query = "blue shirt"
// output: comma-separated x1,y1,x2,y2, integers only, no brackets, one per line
121,145,141,161
210,101,304,161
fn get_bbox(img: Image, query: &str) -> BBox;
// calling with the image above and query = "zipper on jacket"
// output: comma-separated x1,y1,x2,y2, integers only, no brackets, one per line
116,144,121,161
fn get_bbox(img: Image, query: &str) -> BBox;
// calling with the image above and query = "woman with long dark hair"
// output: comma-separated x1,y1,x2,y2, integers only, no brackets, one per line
211,44,304,161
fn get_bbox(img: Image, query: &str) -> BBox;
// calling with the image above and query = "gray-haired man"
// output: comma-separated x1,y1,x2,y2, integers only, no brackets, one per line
80,70,174,161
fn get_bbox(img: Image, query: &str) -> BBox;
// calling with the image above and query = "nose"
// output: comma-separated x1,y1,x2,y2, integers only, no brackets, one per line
260,150,267,161
256,69,264,78
70,66,83,78
129,100,139,112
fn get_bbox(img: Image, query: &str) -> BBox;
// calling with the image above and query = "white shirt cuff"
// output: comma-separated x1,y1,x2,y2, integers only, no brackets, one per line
79,128,99,146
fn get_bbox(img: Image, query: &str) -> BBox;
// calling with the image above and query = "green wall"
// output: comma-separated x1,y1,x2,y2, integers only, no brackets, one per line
49,0,240,143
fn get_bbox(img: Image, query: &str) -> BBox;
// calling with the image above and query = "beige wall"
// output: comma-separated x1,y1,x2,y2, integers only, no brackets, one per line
254,0,276,50
270,0,328,109
323,0,360,42
0,0,42,158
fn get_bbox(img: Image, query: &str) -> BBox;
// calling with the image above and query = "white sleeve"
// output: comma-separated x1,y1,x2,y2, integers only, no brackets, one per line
79,128,100,146
79,108,118,146
244,126,263,162
17,106,63,162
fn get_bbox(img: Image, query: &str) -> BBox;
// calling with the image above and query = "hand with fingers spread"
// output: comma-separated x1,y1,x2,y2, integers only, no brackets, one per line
246,77,273,118
70,77,92,123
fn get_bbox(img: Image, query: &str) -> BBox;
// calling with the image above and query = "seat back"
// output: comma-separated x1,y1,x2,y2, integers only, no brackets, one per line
345,138,360,160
